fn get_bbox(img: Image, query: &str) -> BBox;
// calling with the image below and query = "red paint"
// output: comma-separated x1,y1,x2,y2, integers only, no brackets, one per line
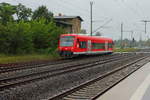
58,34,114,55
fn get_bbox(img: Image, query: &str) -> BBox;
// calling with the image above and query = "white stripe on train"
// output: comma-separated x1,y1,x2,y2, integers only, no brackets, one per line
73,51,113,55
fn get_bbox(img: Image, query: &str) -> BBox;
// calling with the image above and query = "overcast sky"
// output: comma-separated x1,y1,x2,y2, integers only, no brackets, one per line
1,0,150,40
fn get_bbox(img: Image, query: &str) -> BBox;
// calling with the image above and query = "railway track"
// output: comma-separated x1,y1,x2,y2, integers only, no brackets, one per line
0,59,75,73
0,53,136,91
49,56,149,100
0,54,124,80
0,54,118,74
0,53,149,100
0,54,113,68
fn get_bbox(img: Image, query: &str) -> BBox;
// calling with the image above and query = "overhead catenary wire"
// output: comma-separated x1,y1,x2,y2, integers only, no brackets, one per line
55,0,89,16
60,0,108,22
93,19,113,33
61,0,89,12
55,0,112,35
117,0,144,18
113,0,147,40
135,2,145,18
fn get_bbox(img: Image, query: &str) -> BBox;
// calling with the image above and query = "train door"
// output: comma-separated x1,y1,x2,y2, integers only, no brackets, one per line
105,41,108,51
76,39,87,53
87,40,91,53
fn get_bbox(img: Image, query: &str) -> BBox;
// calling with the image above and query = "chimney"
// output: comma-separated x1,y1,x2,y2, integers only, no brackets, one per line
58,13,62,16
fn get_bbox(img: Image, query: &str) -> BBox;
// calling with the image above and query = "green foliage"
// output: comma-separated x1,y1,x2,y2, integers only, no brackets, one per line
0,19,64,54
0,2,16,25
0,54,60,64
114,48,138,52
0,3,64,55
16,3,32,21
0,21,33,54
32,5,53,22
0,24,9,53
30,19,64,52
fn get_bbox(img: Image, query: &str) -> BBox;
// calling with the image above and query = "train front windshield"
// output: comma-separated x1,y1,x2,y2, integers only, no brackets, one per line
60,36,74,47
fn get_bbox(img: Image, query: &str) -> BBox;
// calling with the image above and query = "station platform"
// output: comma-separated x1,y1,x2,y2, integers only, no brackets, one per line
97,62,150,100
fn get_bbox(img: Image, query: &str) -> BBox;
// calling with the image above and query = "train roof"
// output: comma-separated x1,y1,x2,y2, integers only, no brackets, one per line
60,34,113,42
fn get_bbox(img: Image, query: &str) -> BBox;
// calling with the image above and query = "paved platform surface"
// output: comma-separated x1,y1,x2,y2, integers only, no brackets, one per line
97,62,150,100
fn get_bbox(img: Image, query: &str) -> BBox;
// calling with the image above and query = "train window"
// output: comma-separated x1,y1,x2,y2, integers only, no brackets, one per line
108,43,112,48
92,43,105,49
108,43,111,48
79,41,87,48
60,36,74,47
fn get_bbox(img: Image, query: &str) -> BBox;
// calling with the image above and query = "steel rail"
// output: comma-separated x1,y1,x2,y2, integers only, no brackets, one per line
0,54,134,91
48,56,148,100
0,54,116,73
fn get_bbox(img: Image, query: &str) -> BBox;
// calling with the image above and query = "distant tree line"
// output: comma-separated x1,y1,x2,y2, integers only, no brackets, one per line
0,2,64,54
114,38,150,48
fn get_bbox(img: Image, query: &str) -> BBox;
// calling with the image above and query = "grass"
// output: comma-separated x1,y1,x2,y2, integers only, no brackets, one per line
114,48,138,52
0,53,60,64
0,48,138,64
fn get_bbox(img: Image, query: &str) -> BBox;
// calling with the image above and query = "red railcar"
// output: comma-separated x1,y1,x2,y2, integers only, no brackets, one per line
58,34,114,58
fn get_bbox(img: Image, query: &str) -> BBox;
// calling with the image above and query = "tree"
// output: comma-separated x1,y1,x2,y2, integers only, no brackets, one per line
0,2,16,25
0,21,33,54
0,3,64,54
30,18,64,52
16,3,32,21
32,5,53,22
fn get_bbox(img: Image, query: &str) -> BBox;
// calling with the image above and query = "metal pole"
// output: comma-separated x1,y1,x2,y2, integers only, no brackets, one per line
131,31,133,47
145,21,147,34
121,23,123,49
90,1,93,36
141,20,150,34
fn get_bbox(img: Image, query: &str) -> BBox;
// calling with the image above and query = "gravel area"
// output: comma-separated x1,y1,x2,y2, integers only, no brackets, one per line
56,57,150,100
0,54,121,81
0,54,148,100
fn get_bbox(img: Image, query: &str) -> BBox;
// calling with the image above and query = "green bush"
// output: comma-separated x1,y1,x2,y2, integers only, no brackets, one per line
0,19,64,55
30,18,64,53
0,3,64,55
0,21,33,54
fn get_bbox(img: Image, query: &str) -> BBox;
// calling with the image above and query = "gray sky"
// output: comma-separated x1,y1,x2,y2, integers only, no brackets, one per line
1,0,150,40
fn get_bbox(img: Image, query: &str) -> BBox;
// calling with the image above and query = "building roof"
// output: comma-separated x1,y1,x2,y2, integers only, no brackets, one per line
55,21,72,26
54,16,83,21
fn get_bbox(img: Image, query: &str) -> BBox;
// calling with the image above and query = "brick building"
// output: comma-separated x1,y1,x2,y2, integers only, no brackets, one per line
54,15,83,33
